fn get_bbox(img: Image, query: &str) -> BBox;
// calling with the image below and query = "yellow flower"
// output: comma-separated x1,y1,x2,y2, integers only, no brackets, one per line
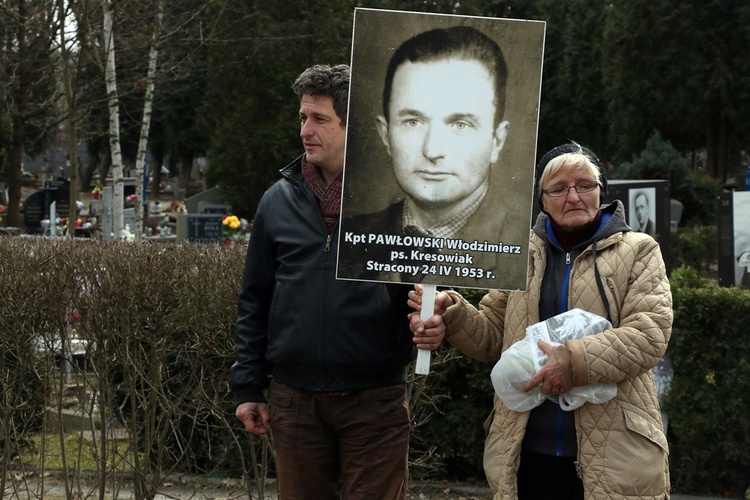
223,215,240,230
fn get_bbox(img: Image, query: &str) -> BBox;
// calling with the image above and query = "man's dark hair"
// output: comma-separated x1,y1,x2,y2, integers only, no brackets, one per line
292,64,350,124
382,26,507,127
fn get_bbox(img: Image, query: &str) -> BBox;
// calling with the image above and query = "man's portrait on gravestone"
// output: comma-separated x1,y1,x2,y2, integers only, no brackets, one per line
630,188,656,236
734,192,750,287
337,9,545,290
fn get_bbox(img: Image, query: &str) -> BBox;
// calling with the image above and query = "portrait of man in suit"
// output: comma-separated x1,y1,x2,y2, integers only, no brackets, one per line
631,189,655,235
337,10,545,290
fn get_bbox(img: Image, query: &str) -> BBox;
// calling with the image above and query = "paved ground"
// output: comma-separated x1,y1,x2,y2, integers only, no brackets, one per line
673,495,741,500
4,477,741,499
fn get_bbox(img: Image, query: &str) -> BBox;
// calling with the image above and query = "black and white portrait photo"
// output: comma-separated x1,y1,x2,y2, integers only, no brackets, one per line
337,9,545,289
629,188,656,236
734,192,750,287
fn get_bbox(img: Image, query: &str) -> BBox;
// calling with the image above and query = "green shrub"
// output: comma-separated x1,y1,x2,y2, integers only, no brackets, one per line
671,226,717,275
669,265,710,289
664,280,750,495
681,174,723,227
618,130,694,203
615,130,724,228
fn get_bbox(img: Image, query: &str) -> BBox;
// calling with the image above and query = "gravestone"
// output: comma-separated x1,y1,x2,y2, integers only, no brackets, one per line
184,187,222,214
93,187,141,240
91,186,115,240
176,213,223,243
22,183,71,234
198,201,232,215
103,177,136,198
123,208,135,232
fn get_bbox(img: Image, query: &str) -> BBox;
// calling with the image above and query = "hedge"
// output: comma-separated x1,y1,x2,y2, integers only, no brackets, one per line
1,239,748,497
663,267,750,495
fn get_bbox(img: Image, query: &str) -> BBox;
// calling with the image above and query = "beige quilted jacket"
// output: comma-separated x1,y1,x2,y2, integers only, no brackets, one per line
444,225,672,499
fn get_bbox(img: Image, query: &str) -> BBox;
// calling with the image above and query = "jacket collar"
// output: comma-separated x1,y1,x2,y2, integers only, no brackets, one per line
279,154,305,183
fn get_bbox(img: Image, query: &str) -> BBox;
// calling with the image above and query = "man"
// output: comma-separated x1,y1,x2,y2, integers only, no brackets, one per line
633,190,655,235
339,26,530,288
231,64,444,500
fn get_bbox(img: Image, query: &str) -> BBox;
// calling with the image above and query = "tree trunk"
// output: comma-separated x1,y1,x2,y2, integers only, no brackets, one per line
4,0,33,229
705,105,729,184
717,112,728,185
705,109,718,179
134,0,164,238
6,124,25,229
80,139,100,192
149,149,164,204
59,0,79,238
102,0,125,238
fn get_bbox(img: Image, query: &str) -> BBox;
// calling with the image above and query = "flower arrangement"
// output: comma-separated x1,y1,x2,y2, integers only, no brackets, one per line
59,217,84,229
125,194,137,207
91,181,103,200
222,214,249,243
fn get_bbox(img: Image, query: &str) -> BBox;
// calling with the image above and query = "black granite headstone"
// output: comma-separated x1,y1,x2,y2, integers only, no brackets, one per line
23,184,71,233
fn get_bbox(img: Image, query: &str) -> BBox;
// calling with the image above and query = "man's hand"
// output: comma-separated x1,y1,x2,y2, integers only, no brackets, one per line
236,402,271,436
407,284,449,350
408,309,445,350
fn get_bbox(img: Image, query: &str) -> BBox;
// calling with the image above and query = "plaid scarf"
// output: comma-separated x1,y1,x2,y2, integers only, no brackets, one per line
301,156,342,234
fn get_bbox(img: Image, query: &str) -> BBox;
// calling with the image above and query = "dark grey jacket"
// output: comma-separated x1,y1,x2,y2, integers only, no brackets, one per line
231,155,415,404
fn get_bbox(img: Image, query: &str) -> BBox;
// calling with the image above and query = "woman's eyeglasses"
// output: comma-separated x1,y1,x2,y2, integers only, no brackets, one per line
542,182,599,198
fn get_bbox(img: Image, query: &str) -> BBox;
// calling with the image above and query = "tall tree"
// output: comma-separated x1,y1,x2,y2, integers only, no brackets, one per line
534,0,608,157
201,0,355,218
604,0,750,180
0,0,59,228
202,0,543,219
101,0,127,238
133,0,164,238
57,0,96,238
148,0,213,198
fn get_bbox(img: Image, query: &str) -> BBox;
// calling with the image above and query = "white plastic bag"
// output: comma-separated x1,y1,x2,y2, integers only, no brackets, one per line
491,309,618,412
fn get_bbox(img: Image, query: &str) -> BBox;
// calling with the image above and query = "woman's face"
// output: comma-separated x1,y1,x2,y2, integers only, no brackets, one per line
541,163,601,231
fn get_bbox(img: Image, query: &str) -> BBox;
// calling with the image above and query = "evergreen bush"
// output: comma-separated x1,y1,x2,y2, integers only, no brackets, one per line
671,225,717,276
616,130,724,228
664,274,750,496
618,130,693,202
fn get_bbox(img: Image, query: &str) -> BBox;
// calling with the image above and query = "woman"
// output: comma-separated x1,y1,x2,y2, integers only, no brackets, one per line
410,142,672,499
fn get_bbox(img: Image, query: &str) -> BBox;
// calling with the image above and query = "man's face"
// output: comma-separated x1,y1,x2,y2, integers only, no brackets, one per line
635,194,650,225
377,58,508,209
299,94,346,178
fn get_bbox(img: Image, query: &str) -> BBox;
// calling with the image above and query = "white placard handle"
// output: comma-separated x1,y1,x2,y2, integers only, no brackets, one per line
415,284,437,375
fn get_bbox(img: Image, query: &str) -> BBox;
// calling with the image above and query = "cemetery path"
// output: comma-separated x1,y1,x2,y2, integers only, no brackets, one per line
6,476,734,500
6,477,494,499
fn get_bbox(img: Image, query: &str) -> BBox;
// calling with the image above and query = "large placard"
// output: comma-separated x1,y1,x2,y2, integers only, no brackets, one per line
337,9,544,290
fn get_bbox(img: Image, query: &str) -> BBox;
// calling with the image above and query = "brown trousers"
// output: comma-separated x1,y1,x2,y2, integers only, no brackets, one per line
268,380,410,500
